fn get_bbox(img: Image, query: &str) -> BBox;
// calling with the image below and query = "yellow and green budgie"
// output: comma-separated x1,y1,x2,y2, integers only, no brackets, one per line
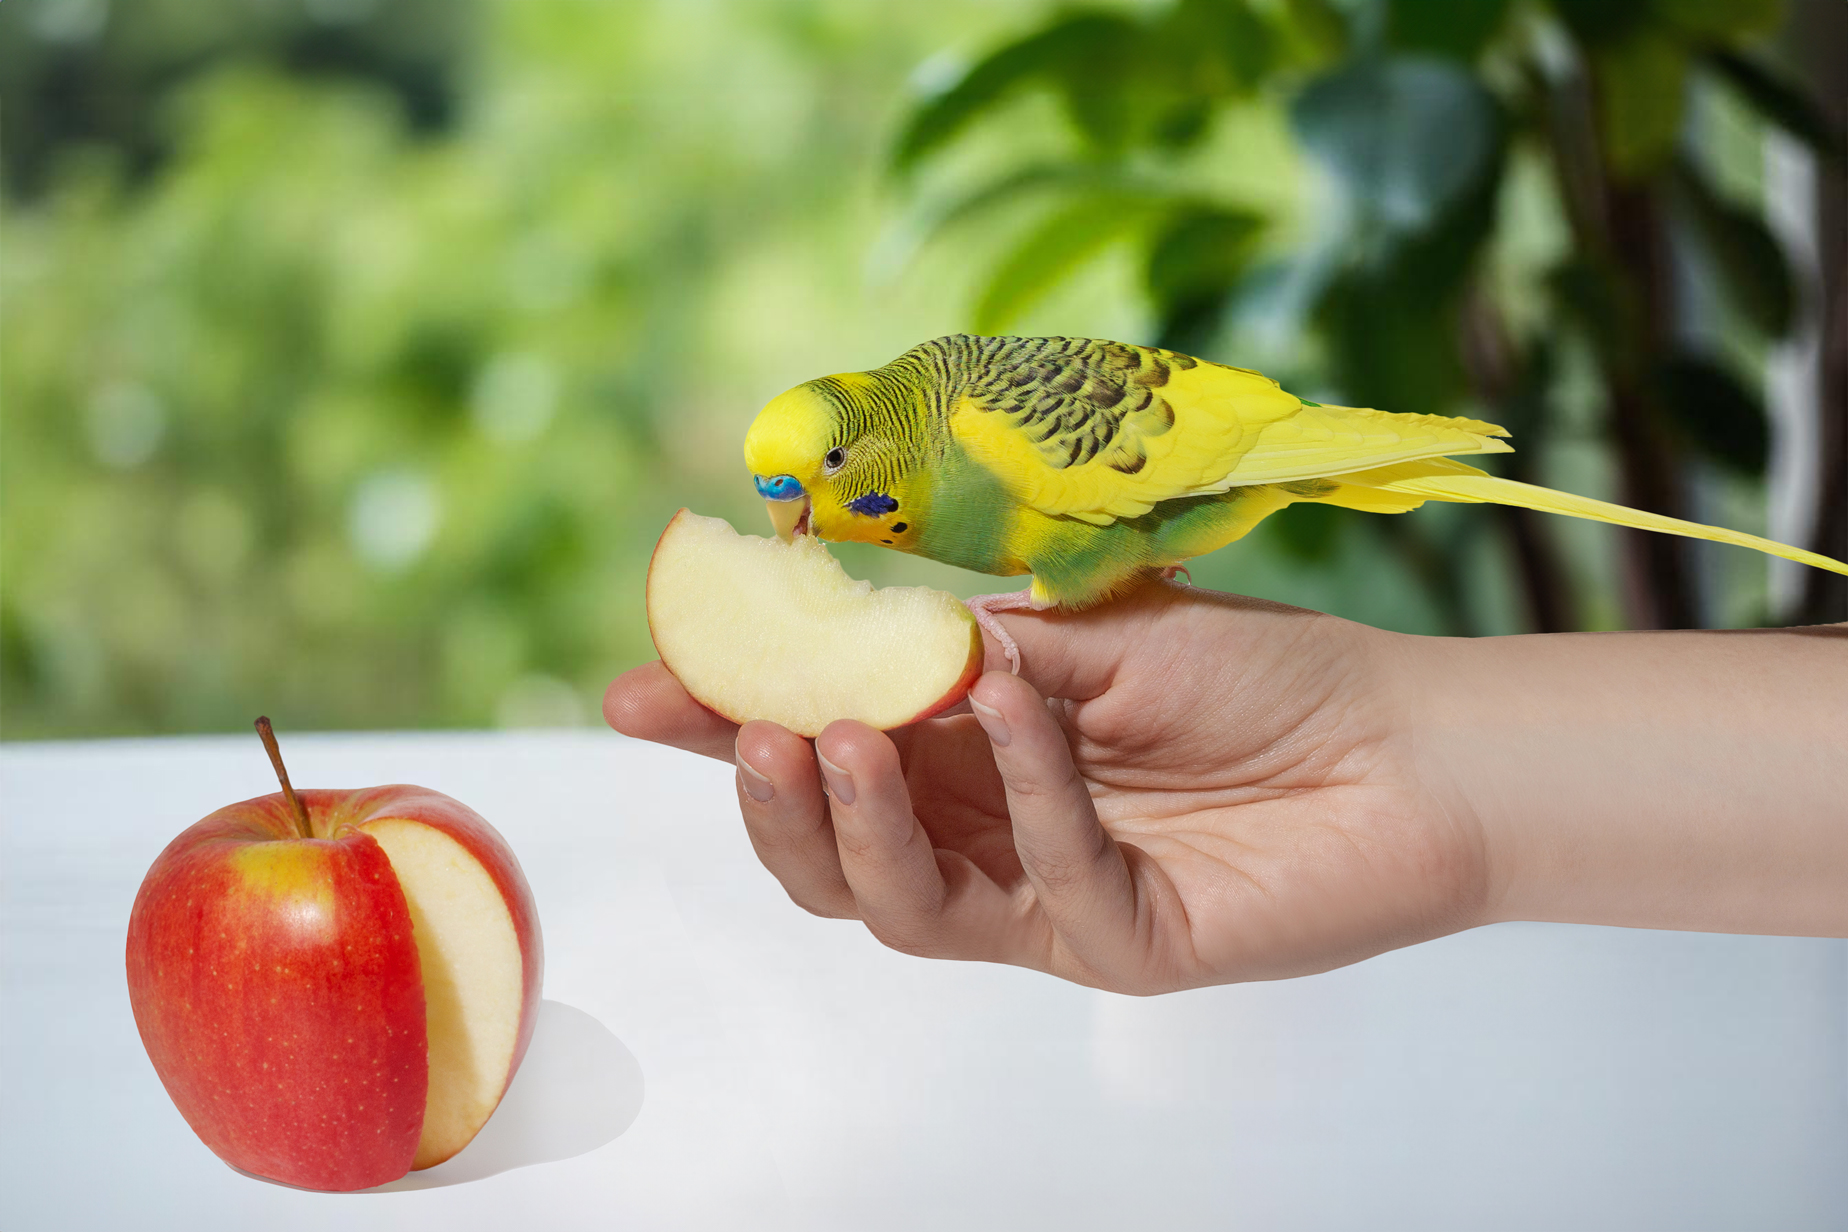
744,334,1848,668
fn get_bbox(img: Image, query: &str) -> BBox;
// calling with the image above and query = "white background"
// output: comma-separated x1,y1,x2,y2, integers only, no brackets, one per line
4,731,1843,1230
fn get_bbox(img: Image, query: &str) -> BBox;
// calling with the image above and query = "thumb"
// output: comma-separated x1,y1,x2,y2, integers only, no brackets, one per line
967,669,1139,971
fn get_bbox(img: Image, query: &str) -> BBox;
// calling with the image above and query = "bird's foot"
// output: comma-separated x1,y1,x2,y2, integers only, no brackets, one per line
1159,564,1193,587
964,589,1037,675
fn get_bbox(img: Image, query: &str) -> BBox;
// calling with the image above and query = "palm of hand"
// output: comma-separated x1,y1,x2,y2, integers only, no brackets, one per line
605,585,1486,994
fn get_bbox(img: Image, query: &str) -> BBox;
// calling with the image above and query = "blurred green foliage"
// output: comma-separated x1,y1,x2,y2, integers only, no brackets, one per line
2,0,1836,738
3,0,1043,736
887,0,1843,636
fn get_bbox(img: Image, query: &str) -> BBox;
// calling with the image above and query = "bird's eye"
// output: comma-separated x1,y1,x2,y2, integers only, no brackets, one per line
823,447,846,472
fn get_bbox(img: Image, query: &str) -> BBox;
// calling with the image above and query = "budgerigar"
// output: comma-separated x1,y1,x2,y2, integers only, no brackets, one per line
744,334,1847,669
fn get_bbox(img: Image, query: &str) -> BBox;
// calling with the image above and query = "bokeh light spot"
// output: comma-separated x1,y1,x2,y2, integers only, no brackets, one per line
85,383,166,470
470,352,558,444
347,470,441,571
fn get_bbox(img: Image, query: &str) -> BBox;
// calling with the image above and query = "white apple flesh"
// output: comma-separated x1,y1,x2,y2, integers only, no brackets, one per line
354,803,537,1172
647,509,983,738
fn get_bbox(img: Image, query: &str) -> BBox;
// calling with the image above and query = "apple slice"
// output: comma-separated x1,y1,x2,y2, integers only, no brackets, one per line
647,509,982,737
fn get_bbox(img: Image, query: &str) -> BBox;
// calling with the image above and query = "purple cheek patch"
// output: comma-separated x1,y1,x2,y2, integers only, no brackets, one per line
846,493,899,517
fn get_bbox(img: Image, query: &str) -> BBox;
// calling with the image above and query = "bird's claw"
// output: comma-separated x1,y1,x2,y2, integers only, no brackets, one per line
964,589,1036,675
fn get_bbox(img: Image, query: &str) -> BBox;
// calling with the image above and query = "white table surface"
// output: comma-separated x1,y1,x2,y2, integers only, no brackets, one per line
3,731,1843,1231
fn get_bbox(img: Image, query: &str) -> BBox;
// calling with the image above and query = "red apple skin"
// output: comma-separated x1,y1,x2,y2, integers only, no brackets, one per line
645,508,987,732
126,791,427,1191
125,785,543,1190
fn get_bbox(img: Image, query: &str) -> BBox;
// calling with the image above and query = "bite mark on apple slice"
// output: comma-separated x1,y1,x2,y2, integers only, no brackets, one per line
359,818,526,1171
646,509,982,738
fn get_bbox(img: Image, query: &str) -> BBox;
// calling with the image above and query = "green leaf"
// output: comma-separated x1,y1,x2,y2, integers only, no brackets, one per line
1592,32,1689,178
1279,0,1350,62
1048,16,1146,155
1269,500,1347,562
1290,56,1499,233
1160,0,1278,92
1670,154,1794,337
1653,354,1769,476
1649,0,1783,42
1546,256,1642,369
922,164,1129,233
1146,205,1265,307
1544,0,1648,46
1318,280,1468,413
1312,165,1503,416
972,195,1156,333
1705,50,1847,164
892,12,1141,172
1152,99,1216,149
1546,257,1622,340
1145,204,1266,351
1385,0,1512,61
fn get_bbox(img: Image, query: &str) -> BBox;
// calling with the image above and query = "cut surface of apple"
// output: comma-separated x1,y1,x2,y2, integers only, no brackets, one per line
358,816,528,1170
647,509,982,737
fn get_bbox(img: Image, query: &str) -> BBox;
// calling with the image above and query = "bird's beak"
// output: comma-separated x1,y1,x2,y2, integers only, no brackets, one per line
767,496,812,543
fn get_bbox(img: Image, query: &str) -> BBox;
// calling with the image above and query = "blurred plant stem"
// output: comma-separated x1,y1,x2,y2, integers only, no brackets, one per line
1783,0,1847,624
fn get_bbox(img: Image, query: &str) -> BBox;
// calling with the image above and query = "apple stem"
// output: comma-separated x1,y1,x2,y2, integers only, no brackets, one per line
255,717,314,840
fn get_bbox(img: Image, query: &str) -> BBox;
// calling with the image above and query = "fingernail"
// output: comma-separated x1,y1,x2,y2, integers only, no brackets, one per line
969,696,1011,747
815,749,856,805
735,746,775,802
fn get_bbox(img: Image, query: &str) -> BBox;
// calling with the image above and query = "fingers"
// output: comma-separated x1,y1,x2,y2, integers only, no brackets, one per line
603,661,736,762
967,670,1140,966
733,721,856,918
813,721,1023,962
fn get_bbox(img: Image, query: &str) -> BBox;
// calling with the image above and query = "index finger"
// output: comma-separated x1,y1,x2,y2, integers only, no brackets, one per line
984,580,1174,702
603,661,738,762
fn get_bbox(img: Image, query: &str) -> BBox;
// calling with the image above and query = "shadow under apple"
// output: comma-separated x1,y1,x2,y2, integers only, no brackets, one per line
369,999,643,1191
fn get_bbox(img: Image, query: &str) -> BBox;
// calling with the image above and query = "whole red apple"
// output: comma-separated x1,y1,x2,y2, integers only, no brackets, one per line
125,721,543,1191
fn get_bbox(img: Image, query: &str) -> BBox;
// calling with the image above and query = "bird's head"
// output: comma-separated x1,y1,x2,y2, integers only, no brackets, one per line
744,373,916,547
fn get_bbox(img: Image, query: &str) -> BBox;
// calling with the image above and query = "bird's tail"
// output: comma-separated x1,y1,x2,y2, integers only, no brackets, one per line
1321,458,1848,577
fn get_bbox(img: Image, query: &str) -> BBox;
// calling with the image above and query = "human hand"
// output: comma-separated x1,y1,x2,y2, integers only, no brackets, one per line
603,582,1490,992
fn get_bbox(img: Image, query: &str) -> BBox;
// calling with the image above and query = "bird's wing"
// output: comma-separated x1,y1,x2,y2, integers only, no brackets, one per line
946,337,1510,524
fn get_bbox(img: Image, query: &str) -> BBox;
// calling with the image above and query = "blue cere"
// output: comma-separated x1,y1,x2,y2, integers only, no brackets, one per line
846,492,899,517
754,473,806,501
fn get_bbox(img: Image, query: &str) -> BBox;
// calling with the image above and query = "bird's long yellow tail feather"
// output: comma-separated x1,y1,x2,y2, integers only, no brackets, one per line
1334,458,1848,577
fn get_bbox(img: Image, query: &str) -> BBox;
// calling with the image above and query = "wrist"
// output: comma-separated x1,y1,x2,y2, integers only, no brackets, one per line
1407,625,1848,936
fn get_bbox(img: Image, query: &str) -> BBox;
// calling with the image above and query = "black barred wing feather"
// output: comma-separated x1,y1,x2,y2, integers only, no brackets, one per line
941,336,1298,523
928,335,1511,524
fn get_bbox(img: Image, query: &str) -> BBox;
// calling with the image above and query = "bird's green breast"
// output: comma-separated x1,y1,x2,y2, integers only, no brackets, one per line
907,440,1026,577
908,437,1290,607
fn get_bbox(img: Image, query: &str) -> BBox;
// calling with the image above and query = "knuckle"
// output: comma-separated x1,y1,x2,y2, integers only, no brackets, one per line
1000,758,1087,807
865,918,950,959
746,813,818,855
1030,854,1093,897
788,886,858,920
831,823,891,865
1024,830,1112,899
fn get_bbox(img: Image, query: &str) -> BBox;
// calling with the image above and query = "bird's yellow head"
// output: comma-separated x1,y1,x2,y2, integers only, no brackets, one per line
743,372,919,548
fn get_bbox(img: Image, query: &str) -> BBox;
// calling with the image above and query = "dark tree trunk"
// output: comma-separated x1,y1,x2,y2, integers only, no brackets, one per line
1458,289,1580,632
1602,185,1701,630
1541,57,1701,630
